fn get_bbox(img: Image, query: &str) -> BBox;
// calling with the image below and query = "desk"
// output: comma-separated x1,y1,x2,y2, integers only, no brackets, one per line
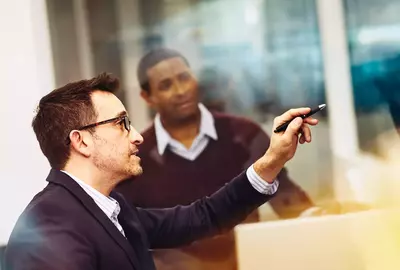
235,209,400,270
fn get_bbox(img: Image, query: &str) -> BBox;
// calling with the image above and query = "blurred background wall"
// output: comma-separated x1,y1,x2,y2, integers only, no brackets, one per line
0,0,53,245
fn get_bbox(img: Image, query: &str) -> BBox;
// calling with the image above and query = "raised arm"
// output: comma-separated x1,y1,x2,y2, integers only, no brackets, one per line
136,170,272,249
136,108,319,249
246,126,314,218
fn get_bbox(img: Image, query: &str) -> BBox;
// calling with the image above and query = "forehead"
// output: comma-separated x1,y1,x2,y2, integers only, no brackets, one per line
91,91,126,120
146,57,190,82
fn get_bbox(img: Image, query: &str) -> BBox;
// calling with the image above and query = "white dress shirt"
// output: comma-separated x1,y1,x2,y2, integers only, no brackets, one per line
154,103,279,195
61,170,125,236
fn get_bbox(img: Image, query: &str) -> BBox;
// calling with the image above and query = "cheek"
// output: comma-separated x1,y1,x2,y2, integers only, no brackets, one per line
154,95,174,110
186,81,199,96
114,137,131,155
189,79,198,88
98,135,125,156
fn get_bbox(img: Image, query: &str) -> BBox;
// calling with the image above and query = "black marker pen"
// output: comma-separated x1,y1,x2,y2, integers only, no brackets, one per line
274,104,326,133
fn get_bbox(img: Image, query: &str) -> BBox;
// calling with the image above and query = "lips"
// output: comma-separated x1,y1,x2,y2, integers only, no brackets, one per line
175,94,195,105
176,100,195,108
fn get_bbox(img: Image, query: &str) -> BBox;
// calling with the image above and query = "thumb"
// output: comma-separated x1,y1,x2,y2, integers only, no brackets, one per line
284,117,303,138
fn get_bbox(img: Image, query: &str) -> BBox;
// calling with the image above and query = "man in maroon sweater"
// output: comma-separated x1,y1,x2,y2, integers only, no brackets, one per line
116,48,315,269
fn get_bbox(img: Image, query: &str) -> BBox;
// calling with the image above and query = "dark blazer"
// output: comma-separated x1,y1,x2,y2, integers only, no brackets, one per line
4,169,273,270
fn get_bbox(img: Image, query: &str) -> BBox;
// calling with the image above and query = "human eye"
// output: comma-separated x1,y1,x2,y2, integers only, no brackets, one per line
158,79,172,91
115,118,125,129
179,72,191,82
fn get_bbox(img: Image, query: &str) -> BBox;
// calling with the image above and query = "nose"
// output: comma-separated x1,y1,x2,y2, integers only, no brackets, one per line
173,80,186,96
129,125,144,145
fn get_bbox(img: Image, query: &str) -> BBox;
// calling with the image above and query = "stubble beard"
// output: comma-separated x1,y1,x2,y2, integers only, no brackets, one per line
92,139,143,178
127,155,143,177
130,162,143,176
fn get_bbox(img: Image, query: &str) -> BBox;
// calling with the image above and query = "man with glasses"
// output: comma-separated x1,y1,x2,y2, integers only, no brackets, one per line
4,73,318,270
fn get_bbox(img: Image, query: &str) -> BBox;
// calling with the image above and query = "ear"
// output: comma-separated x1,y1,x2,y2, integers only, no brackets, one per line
68,130,92,158
140,90,154,106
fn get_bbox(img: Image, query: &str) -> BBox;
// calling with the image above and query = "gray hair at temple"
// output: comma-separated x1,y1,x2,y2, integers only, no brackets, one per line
136,48,190,93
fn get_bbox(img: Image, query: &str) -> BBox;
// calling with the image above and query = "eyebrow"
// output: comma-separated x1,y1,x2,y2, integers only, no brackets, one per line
159,78,171,84
115,111,128,118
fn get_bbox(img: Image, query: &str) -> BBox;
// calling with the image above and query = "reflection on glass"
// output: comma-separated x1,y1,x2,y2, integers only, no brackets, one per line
46,0,333,222
152,0,326,121
344,0,400,151
45,0,337,269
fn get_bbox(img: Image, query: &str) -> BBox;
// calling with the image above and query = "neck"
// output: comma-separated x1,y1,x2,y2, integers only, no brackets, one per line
63,161,117,196
161,109,201,149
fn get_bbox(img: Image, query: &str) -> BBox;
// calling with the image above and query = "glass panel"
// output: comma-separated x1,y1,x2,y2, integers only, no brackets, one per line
45,0,337,268
46,0,333,214
344,0,400,153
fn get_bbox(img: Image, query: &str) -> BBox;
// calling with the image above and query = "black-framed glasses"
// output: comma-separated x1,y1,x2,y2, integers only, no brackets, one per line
78,115,131,132
66,115,131,144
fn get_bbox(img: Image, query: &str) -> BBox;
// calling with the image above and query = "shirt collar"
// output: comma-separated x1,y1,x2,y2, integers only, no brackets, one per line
60,170,120,220
154,103,218,155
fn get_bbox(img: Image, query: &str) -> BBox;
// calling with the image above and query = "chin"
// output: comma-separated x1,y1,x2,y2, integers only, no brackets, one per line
130,165,143,177
134,167,143,176
176,107,199,121
119,167,143,183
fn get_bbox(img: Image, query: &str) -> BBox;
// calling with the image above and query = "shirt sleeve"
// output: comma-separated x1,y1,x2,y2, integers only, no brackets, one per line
246,164,279,195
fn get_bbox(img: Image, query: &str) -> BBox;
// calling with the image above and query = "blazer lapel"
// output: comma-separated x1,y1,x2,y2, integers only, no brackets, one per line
46,169,140,269
112,192,156,270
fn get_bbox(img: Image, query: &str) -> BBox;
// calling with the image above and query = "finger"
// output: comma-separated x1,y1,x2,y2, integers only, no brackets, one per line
304,117,319,126
273,107,311,129
299,133,306,144
301,124,312,143
283,117,303,139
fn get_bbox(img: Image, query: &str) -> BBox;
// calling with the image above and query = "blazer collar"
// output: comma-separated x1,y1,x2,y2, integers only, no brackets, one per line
46,169,140,268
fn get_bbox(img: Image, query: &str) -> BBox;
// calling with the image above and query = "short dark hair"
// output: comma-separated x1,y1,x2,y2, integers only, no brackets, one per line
32,73,120,169
137,48,190,93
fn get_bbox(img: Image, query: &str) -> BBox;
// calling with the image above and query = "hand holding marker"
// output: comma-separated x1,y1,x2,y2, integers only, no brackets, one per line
274,104,326,133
